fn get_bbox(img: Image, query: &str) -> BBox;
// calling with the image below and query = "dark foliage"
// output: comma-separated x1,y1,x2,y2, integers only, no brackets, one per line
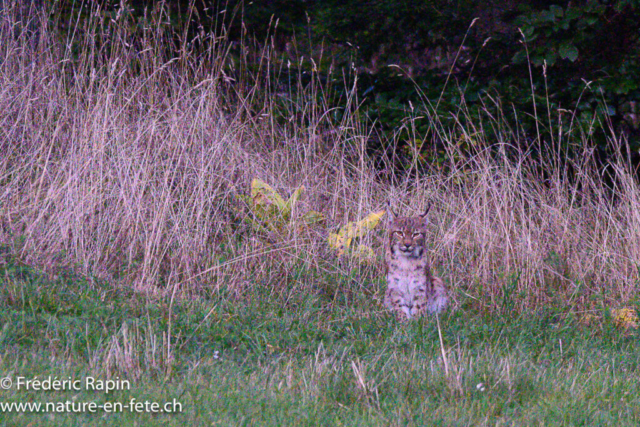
58,0,640,170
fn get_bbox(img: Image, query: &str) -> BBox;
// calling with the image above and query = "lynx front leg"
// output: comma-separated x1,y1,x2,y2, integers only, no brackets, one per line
426,276,448,314
385,288,412,321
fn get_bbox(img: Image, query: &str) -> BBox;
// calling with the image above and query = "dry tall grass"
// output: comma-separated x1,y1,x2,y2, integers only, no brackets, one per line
1,2,638,310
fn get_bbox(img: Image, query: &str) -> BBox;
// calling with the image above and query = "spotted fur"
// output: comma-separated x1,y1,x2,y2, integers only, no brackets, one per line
384,204,448,320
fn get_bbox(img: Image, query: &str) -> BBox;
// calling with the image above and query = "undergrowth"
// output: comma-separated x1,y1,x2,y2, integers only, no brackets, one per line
0,1,640,424
1,1,639,307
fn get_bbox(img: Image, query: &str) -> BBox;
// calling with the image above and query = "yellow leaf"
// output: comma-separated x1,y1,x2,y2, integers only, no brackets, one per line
236,194,253,206
251,179,286,210
356,210,386,231
344,237,353,251
613,308,639,330
284,185,305,215
328,210,385,256
328,232,342,247
338,223,357,240
577,313,596,327
336,210,385,243
302,210,324,225
328,233,345,256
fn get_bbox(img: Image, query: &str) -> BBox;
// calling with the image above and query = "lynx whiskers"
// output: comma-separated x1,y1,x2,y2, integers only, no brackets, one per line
384,203,448,320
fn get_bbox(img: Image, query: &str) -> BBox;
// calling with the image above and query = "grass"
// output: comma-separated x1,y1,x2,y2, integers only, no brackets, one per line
1,1,640,425
1,258,639,426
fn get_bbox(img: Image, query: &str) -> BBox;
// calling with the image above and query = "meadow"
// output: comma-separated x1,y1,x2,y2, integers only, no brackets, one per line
0,2,639,425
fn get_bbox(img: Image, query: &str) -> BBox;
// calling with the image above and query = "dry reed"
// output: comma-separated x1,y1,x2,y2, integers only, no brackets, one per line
1,1,638,310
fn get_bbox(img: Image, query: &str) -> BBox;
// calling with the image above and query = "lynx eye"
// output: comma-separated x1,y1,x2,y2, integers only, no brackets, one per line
412,232,423,238
392,231,403,237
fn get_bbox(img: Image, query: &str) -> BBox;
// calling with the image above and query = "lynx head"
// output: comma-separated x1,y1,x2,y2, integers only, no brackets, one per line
386,202,431,259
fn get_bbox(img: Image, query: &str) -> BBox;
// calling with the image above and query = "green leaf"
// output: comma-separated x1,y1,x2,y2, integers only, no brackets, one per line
585,15,598,26
545,50,557,66
521,25,535,37
532,54,544,67
550,5,564,17
559,43,578,62
511,50,527,65
513,15,530,27
538,10,556,22
565,8,582,20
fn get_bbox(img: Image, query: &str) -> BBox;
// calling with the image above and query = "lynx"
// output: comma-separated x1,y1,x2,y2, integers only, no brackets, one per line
384,204,448,320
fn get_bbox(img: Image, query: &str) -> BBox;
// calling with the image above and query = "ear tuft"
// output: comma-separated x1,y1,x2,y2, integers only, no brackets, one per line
419,204,431,224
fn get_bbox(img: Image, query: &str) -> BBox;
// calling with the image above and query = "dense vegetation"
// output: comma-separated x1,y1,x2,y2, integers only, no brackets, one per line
114,0,640,169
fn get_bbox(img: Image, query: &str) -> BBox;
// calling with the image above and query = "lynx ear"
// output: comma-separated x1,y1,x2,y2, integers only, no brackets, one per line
419,204,432,224
386,201,396,224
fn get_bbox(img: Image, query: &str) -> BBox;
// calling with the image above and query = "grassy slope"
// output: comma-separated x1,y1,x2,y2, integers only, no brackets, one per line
1,259,639,426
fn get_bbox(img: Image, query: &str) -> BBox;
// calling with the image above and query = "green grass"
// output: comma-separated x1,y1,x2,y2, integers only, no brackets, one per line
1,258,639,426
